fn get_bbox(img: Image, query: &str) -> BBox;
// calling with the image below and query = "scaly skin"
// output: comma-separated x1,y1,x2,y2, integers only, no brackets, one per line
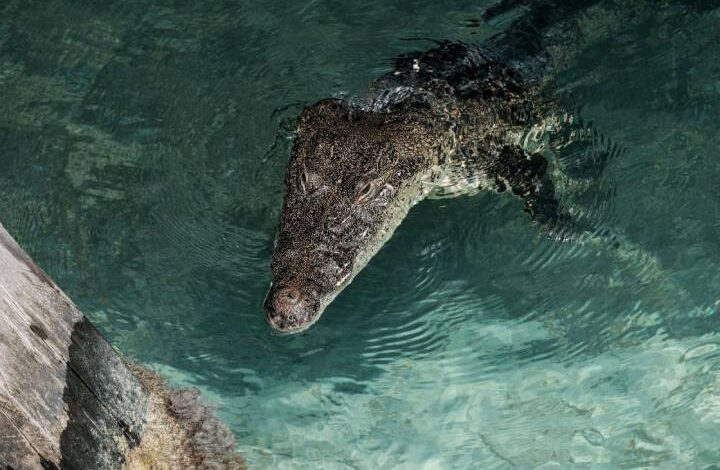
264,0,715,333
265,43,568,334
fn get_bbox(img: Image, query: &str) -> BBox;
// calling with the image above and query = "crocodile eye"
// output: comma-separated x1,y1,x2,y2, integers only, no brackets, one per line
298,168,309,193
298,167,325,195
354,180,377,203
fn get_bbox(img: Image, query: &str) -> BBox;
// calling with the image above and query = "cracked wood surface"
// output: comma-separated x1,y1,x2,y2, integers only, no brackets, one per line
0,222,148,469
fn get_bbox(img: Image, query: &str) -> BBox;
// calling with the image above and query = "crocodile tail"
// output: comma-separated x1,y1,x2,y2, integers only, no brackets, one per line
483,0,601,79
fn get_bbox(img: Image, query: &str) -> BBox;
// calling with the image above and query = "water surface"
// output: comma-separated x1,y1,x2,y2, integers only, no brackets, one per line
1,1,720,468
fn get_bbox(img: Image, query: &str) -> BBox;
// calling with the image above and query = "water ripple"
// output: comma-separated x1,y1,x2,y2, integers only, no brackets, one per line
2,0,720,469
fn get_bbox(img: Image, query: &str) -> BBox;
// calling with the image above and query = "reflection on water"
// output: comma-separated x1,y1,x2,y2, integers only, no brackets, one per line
2,1,720,468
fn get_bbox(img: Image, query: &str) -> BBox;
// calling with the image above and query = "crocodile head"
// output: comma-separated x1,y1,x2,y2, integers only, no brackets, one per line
264,99,449,334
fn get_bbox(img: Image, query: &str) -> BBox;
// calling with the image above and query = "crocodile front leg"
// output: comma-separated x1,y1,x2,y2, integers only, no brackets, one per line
488,144,567,229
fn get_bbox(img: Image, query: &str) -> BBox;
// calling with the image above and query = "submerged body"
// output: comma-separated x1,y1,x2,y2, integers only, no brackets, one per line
265,2,602,333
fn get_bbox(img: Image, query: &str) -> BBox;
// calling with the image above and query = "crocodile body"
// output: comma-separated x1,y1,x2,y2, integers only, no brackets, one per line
264,1,600,333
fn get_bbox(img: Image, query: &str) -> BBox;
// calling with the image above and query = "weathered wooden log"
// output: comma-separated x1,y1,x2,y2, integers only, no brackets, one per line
0,223,246,470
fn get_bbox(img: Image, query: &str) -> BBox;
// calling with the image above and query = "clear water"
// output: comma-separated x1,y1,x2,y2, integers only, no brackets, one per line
2,1,720,468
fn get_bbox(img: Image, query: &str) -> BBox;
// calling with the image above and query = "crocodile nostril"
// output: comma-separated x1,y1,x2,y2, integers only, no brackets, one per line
264,285,317,333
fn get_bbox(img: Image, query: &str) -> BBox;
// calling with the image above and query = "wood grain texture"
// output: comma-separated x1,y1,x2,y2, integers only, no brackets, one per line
0,223,245,469
0,223,148,469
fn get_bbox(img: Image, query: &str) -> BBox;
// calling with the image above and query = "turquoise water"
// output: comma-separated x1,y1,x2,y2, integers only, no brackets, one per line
2,1,720,468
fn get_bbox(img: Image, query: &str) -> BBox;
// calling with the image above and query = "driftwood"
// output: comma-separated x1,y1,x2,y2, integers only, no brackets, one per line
0,223,245,470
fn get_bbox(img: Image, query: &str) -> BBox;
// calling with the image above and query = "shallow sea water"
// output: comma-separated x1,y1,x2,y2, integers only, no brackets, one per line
2,1,720,468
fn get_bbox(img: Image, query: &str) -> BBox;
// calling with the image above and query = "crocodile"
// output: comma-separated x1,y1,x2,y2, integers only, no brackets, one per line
264,0,602,333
